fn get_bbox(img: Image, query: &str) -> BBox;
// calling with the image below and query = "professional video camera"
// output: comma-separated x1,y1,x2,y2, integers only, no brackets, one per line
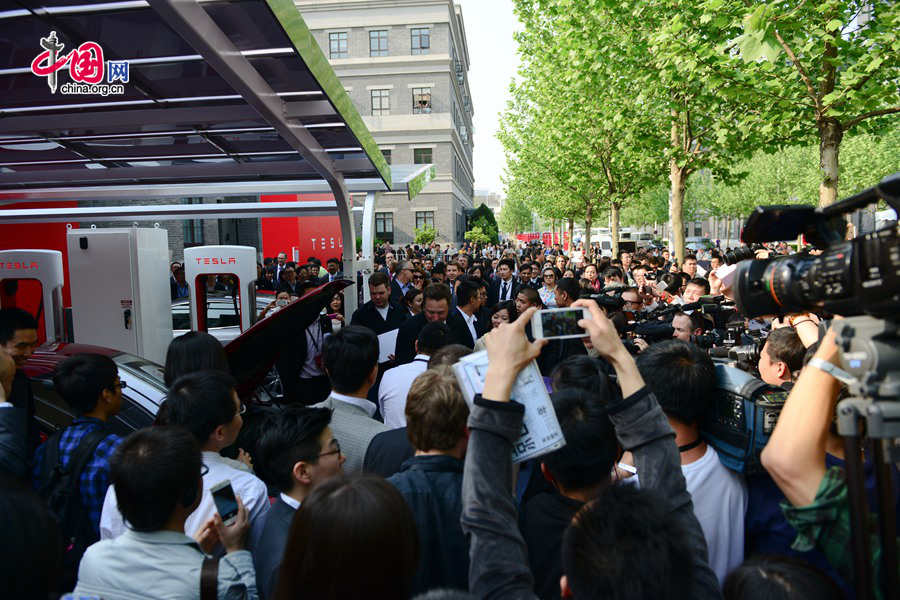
732,173,899,319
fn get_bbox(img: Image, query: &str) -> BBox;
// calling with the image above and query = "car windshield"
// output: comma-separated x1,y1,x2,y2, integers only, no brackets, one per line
112,353,165,389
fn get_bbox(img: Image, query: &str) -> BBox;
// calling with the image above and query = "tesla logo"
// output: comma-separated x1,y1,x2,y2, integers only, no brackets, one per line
310,237,342,250
0,261,39,270
195,257,237,265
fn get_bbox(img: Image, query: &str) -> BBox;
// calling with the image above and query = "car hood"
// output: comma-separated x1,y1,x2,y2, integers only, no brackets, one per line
225,279,352,398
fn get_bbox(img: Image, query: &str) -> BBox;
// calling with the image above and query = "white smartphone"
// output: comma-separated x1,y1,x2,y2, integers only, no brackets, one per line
209,479,239,526
531,307,591,340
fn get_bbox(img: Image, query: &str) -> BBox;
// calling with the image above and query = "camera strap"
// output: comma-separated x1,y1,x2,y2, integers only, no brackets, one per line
678,438,703,453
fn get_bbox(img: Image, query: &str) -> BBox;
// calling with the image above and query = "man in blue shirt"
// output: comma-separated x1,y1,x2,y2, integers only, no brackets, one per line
33,353,124,535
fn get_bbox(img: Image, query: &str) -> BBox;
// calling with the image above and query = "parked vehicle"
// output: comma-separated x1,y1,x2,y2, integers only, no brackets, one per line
172,295,273,344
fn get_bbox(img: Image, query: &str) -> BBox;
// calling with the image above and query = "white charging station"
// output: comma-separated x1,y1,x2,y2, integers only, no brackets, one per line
66,228,172,364
0,249,65,343
184,245,258,334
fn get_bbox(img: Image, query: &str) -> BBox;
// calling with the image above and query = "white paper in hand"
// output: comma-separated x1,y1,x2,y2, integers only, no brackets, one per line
377,329,399,363
452,350,565,463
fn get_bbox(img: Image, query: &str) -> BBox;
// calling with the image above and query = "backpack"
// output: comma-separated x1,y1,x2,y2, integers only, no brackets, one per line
37,425,110,591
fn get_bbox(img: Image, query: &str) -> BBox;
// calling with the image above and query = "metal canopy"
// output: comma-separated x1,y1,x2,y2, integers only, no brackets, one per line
0,0,391,191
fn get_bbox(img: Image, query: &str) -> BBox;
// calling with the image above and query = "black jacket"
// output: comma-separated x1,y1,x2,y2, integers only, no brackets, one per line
445,307,483,349
520,492,584,600
253,497,296,600
536,337,587,376
387,455,469,596
364,427,414,478
350,300,408,336
390,278,407,306
488,278,520,307
394,313,428,365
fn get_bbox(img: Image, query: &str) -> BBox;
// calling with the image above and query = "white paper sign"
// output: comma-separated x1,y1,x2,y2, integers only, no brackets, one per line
452,351,565,463
377,328,399,363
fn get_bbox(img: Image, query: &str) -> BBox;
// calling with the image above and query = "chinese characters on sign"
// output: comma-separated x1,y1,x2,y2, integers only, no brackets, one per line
30,31,129,96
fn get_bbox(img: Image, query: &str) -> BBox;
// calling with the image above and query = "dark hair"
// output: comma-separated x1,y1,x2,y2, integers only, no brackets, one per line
684,254,698,262
492,300,519,323
404,287,423,309
255,406,332,492
551,355,617,399
327,257,341,267
164,331,230,387
562,485,694,600
423,283,452,305
111,426,202,532
368,271,390,289
722,555,843,600
556,277,581,302
323,326,378,394
456,278,481,307
52,353,118,414
637,340,715,425
0,476,62,598
542,388,617,490
158,370,239,444
686,277,710,295
431,262,446,275
275,475,419,600
498,258,516,271
428,344,473,369
765,328,806,373
417,321,451,355
517,286,541,307
0,308,38,345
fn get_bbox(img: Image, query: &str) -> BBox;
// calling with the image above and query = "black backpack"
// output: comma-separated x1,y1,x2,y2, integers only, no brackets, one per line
37,426,110,591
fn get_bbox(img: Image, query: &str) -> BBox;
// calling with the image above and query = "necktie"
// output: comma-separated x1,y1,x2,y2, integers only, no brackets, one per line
501,281,508,300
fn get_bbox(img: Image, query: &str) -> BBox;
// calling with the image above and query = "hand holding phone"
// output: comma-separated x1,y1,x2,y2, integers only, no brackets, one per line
531,307,591,340
210,479,239,526
210,484,249,554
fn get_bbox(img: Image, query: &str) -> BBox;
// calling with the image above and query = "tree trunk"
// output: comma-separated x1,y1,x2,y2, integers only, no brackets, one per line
610,202,620,257
712,217,719,242
818,118,843,207
670,163,686,264
567,218,574,253
584,202,593,254
725,218,732,248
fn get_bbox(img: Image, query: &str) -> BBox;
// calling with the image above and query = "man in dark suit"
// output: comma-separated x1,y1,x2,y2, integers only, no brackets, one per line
320,257,344,283
350,272,407,336
390,260,415,305
394,283,452,364
254,406,344,600
488,258,520,306
364,426,414,478
445,278,484,348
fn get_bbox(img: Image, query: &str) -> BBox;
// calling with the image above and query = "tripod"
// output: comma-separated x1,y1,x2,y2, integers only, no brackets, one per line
834,317,900,600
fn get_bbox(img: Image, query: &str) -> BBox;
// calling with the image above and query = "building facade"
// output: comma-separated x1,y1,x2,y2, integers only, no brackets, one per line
298,0,476,245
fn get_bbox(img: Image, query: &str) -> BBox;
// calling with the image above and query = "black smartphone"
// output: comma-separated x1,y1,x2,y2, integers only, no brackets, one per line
210,479,239,526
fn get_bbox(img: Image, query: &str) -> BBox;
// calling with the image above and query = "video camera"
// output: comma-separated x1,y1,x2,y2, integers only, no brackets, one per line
732,173,900,319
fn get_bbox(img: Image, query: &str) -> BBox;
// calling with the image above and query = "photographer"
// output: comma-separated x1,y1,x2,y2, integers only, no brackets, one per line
757,327,806,389
761,327,898,598
672,311,707,343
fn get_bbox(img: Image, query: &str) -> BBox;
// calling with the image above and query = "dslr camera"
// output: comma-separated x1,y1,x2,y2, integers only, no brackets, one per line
731,173,899,319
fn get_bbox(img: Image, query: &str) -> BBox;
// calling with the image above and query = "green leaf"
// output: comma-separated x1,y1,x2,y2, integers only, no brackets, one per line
826,19,842,32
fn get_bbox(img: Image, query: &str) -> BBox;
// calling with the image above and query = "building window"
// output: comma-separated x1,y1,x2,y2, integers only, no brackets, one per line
412,87,432,114
329,32,348,59
371,89,390,116
369,30,388,57
375,212,394,243
411,28,430,55
183,198,205,246
416,211,435,229
381,149,392,165
413,147,432,164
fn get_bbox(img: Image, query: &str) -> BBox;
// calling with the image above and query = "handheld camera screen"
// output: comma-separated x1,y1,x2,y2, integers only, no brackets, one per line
211,482,238,522
540,309,585,338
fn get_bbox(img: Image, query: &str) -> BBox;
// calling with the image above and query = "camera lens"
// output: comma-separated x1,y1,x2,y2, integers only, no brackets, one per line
724,246,755,266
733,254,818,317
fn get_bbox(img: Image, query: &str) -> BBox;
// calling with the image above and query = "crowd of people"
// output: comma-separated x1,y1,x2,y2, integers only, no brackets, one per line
0,235,894,599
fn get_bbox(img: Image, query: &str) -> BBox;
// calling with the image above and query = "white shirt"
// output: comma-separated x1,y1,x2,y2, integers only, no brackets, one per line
280,492,301,510
330,391,377,418
100,451,270,553
681,445,748,585
498,278,513,301
457,306,479,343
378,354,430,428
375,305,389,320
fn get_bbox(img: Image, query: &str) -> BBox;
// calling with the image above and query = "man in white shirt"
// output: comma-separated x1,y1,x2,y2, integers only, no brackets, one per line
450,279,483,348
314,326,390,473
637,340,747,585
99,371,270,554
379,322,451,428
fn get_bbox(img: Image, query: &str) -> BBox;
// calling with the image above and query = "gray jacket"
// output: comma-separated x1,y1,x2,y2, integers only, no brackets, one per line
314,395,390,474
461,387,721,600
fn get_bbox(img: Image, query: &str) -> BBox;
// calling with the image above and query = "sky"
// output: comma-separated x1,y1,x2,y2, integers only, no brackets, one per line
455,0,522,196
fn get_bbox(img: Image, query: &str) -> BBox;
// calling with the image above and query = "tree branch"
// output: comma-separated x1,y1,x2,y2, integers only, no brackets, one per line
844,107,900,130
772,28,822,113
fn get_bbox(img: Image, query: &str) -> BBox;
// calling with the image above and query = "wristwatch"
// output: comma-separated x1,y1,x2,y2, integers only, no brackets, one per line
808,357,855,385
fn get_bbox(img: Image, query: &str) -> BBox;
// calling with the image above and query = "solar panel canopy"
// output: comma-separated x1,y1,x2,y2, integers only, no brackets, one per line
0,0,392,193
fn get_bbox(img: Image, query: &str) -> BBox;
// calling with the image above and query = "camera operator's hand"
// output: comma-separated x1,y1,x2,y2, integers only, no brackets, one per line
483,306,548,403
632,337,649,353
572,299,645,398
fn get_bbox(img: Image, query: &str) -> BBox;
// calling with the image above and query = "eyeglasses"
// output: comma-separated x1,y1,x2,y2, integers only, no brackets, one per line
200,463,209,477
413,275,424,280
112,380,127,390
318,440,342,459
238,402,247,415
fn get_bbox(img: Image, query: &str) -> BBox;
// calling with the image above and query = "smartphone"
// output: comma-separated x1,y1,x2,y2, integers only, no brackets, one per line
210,480,239,526
531,307,591,340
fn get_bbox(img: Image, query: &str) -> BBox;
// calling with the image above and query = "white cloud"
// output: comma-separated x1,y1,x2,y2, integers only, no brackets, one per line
456,0,521,195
